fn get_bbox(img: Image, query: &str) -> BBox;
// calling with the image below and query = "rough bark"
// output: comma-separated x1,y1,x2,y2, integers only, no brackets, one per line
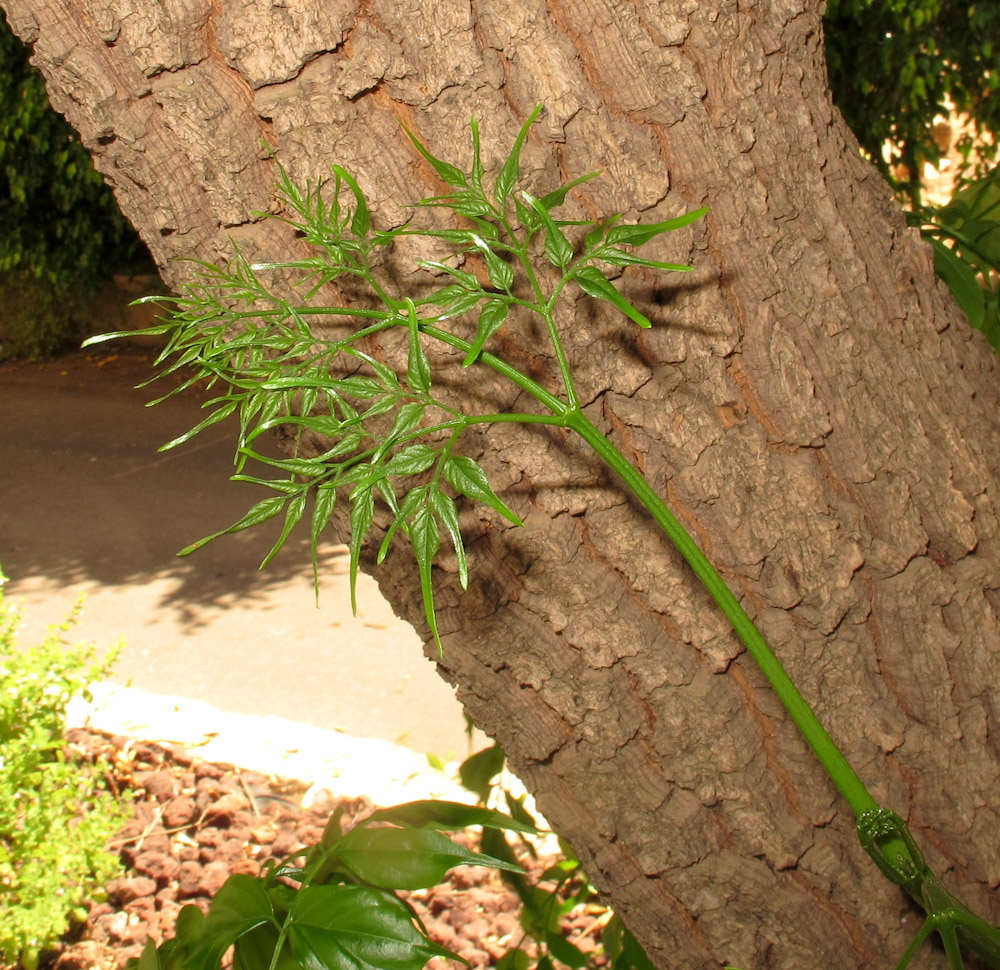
6,1,1000,966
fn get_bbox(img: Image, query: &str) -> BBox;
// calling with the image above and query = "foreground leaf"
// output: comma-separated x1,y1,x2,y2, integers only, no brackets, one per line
332,826,523,889
368,799,537,834
286,885,460,970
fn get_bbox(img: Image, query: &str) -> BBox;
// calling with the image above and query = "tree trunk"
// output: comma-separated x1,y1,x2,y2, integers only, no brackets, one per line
6,1,1000,966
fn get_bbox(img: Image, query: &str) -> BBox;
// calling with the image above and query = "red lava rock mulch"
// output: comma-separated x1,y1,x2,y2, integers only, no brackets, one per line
49,729,610,970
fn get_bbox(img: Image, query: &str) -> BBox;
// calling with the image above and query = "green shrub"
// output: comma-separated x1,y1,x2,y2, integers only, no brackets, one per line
0,568,129,970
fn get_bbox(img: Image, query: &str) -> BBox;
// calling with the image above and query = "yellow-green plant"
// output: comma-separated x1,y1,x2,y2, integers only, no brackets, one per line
0,570,129,970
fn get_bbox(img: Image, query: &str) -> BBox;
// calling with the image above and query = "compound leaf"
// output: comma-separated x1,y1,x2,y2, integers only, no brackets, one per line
310,483,338,602
405,299,431,393
330,165,370,239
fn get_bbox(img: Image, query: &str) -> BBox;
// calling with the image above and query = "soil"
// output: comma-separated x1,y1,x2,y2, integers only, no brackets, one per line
47,730,610,970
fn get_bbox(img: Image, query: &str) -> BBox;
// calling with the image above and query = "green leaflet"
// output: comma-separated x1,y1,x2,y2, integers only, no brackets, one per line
177,495,287,557
409,504,442,653
348,485,374,614
464,299,509,366
522,191,574,268
495,104,543,208
428,486,469,589
404,298,431,393
573,265,651,328
401,123,468,188
445,455,523,526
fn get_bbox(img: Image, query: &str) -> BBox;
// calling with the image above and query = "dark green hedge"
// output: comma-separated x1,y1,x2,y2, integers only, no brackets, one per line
0,15,146,291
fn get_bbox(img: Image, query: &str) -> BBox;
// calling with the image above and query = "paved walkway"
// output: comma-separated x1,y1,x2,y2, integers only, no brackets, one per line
0,348,473,759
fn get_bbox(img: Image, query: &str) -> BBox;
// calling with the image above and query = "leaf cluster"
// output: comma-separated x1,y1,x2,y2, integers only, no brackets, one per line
87,106,702,655
129,798,529,970
133,729,656,970
0,568,129,970
913,161,1000,353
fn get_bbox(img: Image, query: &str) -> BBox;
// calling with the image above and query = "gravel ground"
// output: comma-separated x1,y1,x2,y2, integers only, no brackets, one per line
47,729,611,970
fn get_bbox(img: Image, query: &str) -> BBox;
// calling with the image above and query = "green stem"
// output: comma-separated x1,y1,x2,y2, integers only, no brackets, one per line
563,407,878,817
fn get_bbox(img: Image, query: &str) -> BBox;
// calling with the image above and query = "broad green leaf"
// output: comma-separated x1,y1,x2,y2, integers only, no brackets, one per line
428,487,468,588
367,799,537,835
929,236,986,330
410,505,442,653
458,743,506,803
496,949,530,970
332,826,522,889
574,265,651,328
405,299,432,393
348,486,375,613
504,790,539,831
260,489,307,568
545,933,588,969
522,191,574,268
285,885,457,970
233,923,300,970
401,123,468,188
463,299,509,366
311,483,337,602
444,455,523,526
157,399,239,452
495,104,543,208
383,443,437,477
605,207,708,246
178,495,287,556
330,165,370,238
177,875,275,970
618,922,657,970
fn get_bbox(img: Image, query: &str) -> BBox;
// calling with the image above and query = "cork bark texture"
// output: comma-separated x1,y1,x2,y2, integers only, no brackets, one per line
5,1,1000,966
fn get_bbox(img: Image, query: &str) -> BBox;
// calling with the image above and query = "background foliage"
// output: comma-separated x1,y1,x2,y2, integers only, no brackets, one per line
0,13,147,358
825,0,1000,204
